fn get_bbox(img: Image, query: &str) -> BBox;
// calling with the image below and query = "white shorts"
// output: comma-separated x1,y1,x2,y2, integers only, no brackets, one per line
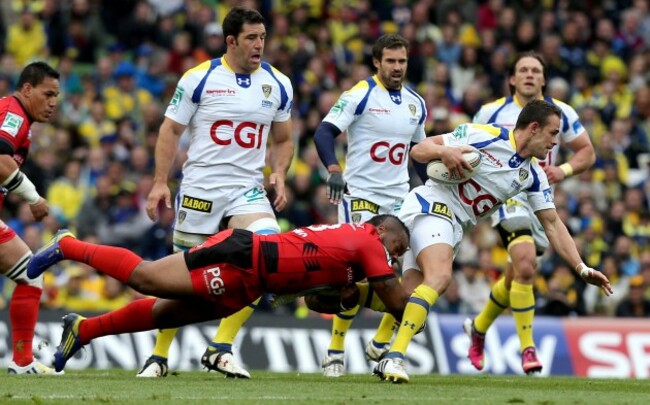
490,192,549,252
174,184,275,235
399,187,464,272
338,193,404,224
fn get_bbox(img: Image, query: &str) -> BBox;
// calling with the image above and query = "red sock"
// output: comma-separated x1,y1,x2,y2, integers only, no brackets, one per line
59,238,143,284
9,285,41,366
78,298,156,344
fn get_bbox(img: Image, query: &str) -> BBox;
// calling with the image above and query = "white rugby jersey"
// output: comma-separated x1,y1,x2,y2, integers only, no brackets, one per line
323,75,426,199
166,57,293,189
422,123,555,230
473,96,585,167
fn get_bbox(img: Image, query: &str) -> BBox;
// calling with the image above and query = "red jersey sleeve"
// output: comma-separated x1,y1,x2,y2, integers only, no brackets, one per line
356,225,395,282
0,96,32,165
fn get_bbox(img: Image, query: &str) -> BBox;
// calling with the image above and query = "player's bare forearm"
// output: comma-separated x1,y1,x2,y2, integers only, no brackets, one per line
0,154,19,182
372,277,408,322
567,134,596,175
153,118,183,183
537,209,582,269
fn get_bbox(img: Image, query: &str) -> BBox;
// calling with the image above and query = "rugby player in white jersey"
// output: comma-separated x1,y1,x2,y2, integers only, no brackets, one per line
467,52,595,375
314,34,427,377
138,6,294,379
372,100,611,383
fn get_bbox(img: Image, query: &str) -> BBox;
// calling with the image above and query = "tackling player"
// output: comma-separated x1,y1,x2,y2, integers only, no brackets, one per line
139,6,294,378
373,100,611,383
314,34,426,377
0,62,61,374
26,215,412,373
467,52,595,374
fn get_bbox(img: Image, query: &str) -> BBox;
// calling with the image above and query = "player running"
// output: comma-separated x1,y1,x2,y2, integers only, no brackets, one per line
314,33,426,377
140,6,294,379
26,215,411,373
0,62,62,375
467,52,595,374
373,100,611,383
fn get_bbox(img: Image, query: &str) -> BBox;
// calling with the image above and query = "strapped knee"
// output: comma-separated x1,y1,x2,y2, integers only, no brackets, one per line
7,252,43,287
246,218,280,235
172,230,208,252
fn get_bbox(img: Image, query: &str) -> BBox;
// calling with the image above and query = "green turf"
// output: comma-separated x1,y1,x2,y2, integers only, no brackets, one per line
0,370,648,404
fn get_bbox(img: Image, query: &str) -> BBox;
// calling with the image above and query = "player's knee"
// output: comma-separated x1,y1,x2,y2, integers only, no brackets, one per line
422,269,451,294
173,230,208,252
246,217,280,234
7,252,42,288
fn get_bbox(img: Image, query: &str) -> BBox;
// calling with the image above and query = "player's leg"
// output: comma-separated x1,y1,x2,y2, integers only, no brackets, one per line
138,230,209,377
375,213,459,383
322,197,377,377
201,211,280,379
0,224,60,375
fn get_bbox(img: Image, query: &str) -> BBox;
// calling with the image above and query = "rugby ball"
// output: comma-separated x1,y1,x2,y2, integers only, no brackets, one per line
426,149,482,185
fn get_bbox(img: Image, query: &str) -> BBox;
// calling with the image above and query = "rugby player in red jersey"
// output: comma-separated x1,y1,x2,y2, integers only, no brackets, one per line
27,214,411,372
0,61,60,374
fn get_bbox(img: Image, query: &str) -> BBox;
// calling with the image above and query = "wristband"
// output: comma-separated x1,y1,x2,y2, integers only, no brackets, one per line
576,262,592,278
1,169,40,204
559,163,574,177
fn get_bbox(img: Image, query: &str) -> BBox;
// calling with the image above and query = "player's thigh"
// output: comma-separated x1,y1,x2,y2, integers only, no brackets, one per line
0,223,30,274
226,186,278,230
132,253,195,297
151,297,225,328
408,214,459,291
338,195,382,224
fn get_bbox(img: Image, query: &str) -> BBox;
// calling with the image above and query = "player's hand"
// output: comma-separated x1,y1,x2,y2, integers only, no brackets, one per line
146,181,171,221
29,197,49,221
440,145,474,180
326,172,345,204
579,265,613,296
543,165,564,184
269,172,287,211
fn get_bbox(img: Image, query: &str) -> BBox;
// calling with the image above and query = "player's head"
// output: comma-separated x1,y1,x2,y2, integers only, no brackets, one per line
515,100,561,159
372,34,409,91
508,52,547,101
366,214,410,259
15,61,60,122
223,6,266,73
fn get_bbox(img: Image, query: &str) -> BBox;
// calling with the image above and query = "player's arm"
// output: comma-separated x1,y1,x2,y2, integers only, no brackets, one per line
314,121,346,203
535,208,612,295
545,131,596,184
268,119,294,211
368,276,408,321
146,117,185,220
0,141,48,220
304,283,360,314
410,134,474,178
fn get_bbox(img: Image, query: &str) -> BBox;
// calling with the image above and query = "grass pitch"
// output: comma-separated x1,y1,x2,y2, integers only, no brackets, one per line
0,370,648,404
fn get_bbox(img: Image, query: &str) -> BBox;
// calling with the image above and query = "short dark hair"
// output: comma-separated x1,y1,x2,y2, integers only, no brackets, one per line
16,61,59,88
365,214,410,240
372,34,409,62
223,6,265,39
515,99,561,130
508,51,547,96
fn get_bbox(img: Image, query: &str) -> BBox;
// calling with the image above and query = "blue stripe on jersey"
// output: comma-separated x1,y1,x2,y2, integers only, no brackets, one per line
261,62,289,111
355,78,377,115
342,198,350,223
416,192,430,213
545,97,569,133
487,96,513,123
192,58,222,104
469,125,510,149
405,86,426,125
529,165,541,192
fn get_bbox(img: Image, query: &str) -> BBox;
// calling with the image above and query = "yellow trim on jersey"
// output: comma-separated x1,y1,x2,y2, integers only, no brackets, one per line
507,235,535,250
513,94,526,107
508,129,517,150
221,56,261,74
471,123,502,137
373,74,386,90
482,97,507,109
348,79,370,93
182,60,212,79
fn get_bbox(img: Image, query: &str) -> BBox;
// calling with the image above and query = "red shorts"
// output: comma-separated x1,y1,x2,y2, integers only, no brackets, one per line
0,220,16,245
185,229,261,318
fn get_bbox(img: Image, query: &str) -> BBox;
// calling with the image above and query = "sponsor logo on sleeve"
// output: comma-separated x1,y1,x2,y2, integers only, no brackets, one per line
572,120,584,134
451,124,467,139
0,112,24,137
169,87,184,112
329,99,348,115
181,195,213,213
543,188,553,203
350,199,379,214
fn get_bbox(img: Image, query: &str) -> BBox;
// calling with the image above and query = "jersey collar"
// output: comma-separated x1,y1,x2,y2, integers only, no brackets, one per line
221,55,261,74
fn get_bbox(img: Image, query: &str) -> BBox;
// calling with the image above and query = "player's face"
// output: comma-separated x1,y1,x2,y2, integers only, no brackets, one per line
530,114,560,159
230,22,266,73
509,56,545,100
374,47,407,90
379,225,409,260
24,77,60,122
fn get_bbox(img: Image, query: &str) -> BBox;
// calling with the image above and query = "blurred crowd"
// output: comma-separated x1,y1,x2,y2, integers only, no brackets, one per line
0,0,649,318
